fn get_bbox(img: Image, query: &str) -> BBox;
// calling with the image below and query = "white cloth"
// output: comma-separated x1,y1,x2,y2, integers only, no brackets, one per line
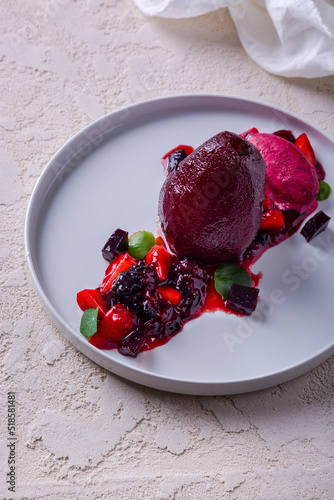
133,0,334,78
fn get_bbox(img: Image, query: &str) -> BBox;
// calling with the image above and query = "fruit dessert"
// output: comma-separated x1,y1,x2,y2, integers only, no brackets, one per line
158,131,266,263
77,128,331,357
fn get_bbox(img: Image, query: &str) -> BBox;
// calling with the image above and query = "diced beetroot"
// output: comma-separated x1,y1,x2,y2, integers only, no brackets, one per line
145,245,172,281
77,288,110,319
119,329,147,357
102,228,128,262
157,286,181,306
260,209,284,230
273,130,296,142
100,253,137,294
294,133,316,166
300,210,331,242
226,284,259,315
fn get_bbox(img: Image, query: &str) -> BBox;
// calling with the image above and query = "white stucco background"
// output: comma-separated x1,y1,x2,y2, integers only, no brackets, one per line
0,1,333,499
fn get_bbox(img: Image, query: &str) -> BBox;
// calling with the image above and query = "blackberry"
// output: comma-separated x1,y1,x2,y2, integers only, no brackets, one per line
168,148,188,174
169,258,211,283
168,258,211,320
110,261,158,320
164,316,183,337
145,308,183,338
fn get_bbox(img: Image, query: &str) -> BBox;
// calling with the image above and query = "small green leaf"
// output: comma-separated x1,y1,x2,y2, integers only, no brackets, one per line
214,264,252,299
128,231,155,259
80,307,98,338
317,180,331,201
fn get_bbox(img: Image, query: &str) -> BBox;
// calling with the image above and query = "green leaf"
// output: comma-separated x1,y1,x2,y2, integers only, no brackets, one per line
128,231,155,259
80,307,98,338
214,263,252,299
317,180,331,201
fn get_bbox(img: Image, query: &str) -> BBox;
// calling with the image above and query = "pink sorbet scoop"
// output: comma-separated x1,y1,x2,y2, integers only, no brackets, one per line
242,130,319,216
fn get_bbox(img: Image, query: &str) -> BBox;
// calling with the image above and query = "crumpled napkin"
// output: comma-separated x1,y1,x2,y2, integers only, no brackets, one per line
133,0,334,78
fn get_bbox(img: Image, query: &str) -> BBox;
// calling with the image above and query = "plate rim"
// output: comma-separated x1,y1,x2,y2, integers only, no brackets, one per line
25,93,334,395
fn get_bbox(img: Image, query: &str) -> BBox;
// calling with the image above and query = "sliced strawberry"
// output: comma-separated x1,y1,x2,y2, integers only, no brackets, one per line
155,236,167,249
294,133,316,165
89,303,135,348
100,253,137,294
157,286,181,306
262,195,274,211
77,288,109,319
145,244,172,281
260,209,284,230
239,127,259,139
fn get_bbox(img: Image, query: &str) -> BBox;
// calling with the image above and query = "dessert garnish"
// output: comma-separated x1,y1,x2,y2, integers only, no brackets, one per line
214,263,252,299
300,210,331,242
77,128,331,356
102,228,128,261
226,284,260,316
317,181,331,201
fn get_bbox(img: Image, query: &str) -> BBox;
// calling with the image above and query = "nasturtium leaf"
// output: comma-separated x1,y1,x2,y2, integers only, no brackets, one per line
80,307,98,338
128,231,155,259
317,180,331,201
214,263,252,300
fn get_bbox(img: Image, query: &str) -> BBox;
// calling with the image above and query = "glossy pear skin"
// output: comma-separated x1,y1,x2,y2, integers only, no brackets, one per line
158,131,266,263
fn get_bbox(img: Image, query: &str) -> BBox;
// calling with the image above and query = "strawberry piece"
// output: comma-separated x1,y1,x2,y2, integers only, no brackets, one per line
145,245,172,281
294,133,316,165
77,288,109,319
155,236,167,249
157,286,181,306
89,303,135,348
262,196,274,211
100,253,137,294
239,127,259,139
260,209,284,230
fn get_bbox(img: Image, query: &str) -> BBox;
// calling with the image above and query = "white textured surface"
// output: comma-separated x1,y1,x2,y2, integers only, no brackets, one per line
1,1,334,499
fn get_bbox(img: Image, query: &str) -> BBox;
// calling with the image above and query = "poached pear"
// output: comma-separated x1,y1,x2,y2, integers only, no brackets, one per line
158,131,266,263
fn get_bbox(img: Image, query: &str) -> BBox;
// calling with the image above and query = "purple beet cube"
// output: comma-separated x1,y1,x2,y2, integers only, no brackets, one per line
102,228,128,261
300,211,331,243
226,284,259,316
119,329,146,357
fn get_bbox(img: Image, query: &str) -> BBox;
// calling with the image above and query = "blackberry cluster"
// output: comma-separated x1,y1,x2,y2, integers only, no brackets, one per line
110,261,158,320
110,256,212,356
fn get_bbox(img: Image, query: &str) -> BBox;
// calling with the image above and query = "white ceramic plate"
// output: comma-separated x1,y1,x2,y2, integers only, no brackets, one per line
25,94,334,395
